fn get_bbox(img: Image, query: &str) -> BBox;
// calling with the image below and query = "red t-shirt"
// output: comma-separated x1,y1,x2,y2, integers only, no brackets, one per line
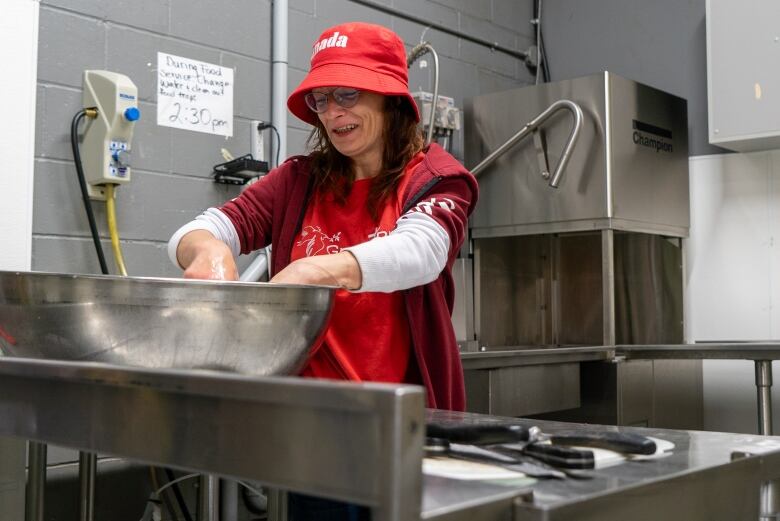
293,156,423,383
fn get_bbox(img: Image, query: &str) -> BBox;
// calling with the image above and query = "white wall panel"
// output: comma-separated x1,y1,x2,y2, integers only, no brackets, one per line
771,152,780,336
0,1,38,519
688,153,774,340
688,152,780,433
0,0,38,272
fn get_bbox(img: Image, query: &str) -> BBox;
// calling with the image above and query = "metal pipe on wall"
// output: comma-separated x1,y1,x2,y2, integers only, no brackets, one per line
346,0,529,62
407,42,439,146
239,0,287,283
272,0,288,166
266,12,290,519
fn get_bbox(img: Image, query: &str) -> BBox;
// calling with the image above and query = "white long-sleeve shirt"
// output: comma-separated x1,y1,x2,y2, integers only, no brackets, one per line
168,206,450,292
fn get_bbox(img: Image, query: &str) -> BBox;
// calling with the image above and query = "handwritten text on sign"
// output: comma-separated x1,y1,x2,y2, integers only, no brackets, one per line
157,52,233,137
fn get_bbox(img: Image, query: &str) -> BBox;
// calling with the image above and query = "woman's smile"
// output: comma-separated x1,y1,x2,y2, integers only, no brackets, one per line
331,122,359,137
316,89,386,178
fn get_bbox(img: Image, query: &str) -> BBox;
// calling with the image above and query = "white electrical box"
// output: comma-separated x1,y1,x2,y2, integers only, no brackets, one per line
81,70,140,200
412,91,461,132
706,0,780,151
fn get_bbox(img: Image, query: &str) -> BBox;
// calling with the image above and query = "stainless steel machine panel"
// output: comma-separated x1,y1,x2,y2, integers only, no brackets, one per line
474,232,683,349
451,258,475,348
0,437,24,520
464,362,580,416
466,71,689,238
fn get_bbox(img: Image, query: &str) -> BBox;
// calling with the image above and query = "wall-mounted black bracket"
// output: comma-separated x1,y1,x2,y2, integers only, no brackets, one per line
212,154,269,185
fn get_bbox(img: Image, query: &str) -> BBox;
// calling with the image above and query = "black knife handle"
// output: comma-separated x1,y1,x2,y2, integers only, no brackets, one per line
549,432,657,455
524,443,595,469
425,422,530,445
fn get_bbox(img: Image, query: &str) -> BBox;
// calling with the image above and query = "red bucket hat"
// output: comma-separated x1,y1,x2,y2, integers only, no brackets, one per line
287,22,420,126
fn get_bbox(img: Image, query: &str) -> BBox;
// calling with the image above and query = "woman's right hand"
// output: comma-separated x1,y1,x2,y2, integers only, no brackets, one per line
177,230,239,281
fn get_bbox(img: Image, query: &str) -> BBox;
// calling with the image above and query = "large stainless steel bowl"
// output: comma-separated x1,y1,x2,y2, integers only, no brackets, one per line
0,271,335,376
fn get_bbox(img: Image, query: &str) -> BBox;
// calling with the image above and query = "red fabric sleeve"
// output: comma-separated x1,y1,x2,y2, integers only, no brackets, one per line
402,175,476,264
218,162,290,254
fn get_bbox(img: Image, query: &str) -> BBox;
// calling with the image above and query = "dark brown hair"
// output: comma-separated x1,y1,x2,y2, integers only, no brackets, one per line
307,96,424,222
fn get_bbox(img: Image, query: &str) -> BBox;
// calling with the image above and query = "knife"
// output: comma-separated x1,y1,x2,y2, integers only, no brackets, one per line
547,431,657,456
425,438,566,478
425,438,593,476
426,420,657,455
426,422,530,445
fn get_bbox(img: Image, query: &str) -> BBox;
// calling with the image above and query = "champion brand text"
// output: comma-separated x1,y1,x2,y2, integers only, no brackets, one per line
631,119,673,154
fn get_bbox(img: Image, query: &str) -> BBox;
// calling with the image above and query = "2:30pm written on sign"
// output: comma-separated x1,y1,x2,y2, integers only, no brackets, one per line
166,102,228,133
156,52,234,137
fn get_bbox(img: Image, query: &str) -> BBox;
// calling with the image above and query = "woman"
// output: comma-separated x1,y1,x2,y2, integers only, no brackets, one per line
170,20,477,521
170,20,477,411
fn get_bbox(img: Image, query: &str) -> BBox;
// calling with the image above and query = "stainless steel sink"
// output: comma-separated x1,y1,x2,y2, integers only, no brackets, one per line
0,271,335,376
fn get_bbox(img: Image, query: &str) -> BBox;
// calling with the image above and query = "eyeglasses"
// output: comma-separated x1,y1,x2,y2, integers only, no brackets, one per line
304,88,361,113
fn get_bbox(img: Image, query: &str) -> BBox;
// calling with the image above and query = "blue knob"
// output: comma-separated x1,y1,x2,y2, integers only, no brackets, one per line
124,107,141,122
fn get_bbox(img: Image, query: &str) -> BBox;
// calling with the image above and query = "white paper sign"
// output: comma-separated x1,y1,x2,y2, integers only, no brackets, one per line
156,52,233,136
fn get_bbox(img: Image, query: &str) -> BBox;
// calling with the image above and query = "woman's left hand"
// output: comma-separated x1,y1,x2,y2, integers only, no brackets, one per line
270,251,362,290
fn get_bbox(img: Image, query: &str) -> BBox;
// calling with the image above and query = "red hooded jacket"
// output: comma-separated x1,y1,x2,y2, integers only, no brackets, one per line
220,143,478,410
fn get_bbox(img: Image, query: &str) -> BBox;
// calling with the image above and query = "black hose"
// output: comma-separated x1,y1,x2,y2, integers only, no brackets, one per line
164,468,195,521
70,109,109,275
70,109,197,521
540,28,551,81
535,0,551,82
71,111,195,521
270,123,281,167
242,484,268,516
257,121,281,167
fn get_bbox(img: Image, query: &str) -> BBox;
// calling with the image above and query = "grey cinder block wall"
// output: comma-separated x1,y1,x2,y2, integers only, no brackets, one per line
33,0,535,280
542,0,724,157
32,1,535,518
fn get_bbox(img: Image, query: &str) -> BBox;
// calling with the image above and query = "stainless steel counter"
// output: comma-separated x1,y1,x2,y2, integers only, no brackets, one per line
461,346,614,370
2,357,780,521
0,357,424,521
425,410,780,521
618,342,780,360
619,343,780,435
460,346,615,418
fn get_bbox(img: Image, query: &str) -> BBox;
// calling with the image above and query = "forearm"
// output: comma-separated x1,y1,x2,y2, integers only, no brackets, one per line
176,230,220,268
172,229,239,280
308,251,362,289
271,251,362,289
168,208,240,268
346,212,450,292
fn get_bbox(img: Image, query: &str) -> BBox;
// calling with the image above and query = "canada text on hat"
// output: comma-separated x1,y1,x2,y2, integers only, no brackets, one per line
311,31,349,59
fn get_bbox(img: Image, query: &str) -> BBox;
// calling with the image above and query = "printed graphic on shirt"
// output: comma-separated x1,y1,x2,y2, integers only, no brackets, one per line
408,197,455,215
296,225,342,256
368,226,389,239
296,224,397,257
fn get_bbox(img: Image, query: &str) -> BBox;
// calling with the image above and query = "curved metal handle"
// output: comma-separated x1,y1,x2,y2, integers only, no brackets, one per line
407,42,439,146
471,99,584,188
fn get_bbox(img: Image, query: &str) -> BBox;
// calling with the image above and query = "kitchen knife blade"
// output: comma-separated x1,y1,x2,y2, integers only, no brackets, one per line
427,440,568,479
426,422,530,445
425,419,657,457
548,431,657,455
